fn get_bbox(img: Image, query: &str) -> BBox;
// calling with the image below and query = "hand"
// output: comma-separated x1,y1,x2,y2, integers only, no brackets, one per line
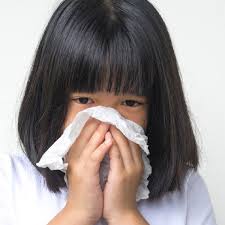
103,125,144,224
64,118,113,224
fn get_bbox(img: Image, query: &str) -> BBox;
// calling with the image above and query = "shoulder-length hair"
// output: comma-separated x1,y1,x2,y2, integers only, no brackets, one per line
17,0,199,200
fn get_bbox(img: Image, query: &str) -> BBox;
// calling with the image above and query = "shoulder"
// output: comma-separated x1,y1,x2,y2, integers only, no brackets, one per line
184,168,217,225
137,168,217,225
0,150,30,167
0,150,32,175
0,150,45,190
0,151,22,181
184,168,214,209
184,168,209,195
0,151,68,224
0,150,37,223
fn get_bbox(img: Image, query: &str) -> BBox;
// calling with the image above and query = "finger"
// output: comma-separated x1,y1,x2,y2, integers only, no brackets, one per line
67,117,101,159
109,126,134,170
90,131,113,165
82,122,111,160
75,117,101,149
129,141,144,168
108,140,124,172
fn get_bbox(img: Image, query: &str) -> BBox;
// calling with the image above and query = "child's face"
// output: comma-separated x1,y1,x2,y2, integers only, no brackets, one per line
63,91,148,131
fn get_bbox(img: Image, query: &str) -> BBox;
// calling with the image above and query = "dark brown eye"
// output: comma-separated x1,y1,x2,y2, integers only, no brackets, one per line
123,100,142,107
72,97,93,104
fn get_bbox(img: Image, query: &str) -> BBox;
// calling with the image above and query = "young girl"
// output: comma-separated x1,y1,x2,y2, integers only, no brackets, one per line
0,0,217,225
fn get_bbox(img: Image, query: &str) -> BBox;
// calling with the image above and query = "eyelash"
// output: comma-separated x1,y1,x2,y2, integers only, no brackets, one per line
72,97,143,107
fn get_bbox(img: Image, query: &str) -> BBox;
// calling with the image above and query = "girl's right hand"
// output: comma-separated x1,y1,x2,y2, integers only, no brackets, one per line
64,117,113,224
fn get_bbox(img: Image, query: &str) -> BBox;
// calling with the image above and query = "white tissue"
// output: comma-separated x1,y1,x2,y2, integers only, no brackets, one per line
36,106,152,201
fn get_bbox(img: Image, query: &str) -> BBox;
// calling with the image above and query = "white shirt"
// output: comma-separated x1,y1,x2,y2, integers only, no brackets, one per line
0,150,217,225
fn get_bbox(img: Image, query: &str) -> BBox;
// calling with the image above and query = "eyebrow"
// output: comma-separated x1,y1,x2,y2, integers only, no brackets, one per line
70,92,147,102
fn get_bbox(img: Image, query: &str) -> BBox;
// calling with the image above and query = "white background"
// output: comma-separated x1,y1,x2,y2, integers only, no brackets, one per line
0,0,224,224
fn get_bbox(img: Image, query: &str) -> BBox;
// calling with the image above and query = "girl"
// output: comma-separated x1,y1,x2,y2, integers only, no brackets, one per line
0,0,217,224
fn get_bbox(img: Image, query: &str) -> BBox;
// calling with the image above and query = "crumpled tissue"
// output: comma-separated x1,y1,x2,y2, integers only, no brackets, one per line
36,105,152,201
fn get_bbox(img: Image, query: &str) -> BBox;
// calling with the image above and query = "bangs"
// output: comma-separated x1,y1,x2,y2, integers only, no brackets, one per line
48,1,156,97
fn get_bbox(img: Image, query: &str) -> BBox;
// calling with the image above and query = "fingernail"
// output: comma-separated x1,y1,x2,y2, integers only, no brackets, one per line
105,139,112,145
105,132,112,144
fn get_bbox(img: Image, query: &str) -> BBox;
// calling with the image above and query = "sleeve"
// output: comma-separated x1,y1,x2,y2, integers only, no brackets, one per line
186,170,217,225
0,152,16,225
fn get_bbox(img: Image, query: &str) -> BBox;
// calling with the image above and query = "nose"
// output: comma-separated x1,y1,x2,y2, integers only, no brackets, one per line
97,103,118,110
95,103,124,118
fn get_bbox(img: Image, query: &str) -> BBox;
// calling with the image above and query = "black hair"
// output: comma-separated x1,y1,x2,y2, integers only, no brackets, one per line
17,0,199,200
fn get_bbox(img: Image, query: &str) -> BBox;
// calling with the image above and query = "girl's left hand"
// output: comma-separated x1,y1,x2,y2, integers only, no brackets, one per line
103,125,144,224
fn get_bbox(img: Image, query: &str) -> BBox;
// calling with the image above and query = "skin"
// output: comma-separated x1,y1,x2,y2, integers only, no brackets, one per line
62,91,150,225
63,91,148,130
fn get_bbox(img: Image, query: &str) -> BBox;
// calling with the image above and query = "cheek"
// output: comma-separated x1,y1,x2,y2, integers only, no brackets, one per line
137,108,148,127
137,111,148,130
122,110,148,130
63,102,81,130
138,116,147,130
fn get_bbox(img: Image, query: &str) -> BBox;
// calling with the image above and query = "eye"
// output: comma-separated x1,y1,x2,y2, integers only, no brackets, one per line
122,100,143,107
72,97,93,104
